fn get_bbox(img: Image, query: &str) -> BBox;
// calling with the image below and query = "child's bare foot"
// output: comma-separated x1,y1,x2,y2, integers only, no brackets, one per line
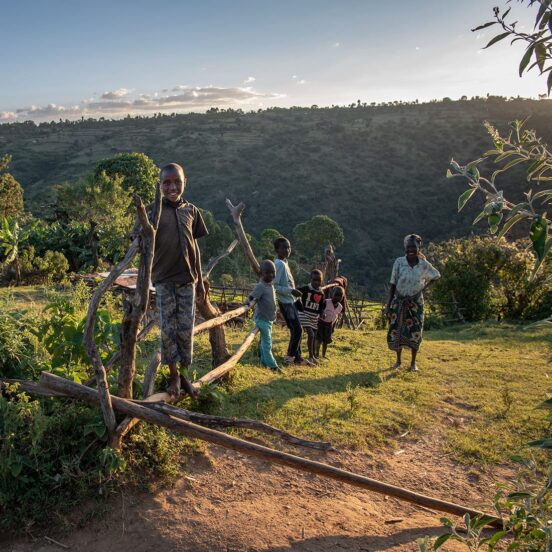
409,363,419,372
180,375,200,398
391,362,401,370
283,355,294,365
167,374,181,397
309,356,319,365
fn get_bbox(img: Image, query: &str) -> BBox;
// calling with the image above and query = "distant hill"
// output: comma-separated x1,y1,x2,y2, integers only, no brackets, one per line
2,98,552,292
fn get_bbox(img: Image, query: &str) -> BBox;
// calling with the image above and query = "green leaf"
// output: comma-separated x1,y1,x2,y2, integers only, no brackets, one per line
472,21,497,31
530,216,548,260
446,169,453,178
488,530,507,550
458,189,476,212
519,45,535,77
483,32,511,49
10,462,23,477
502,157,526,171
497,213,525,239
506,202,529,220
433,533,452,550
528,439,552,449
533,188,552,201
473,210,486,225
506,491,533,499
439,517,454,528
535,42,547,73
495,150,518,163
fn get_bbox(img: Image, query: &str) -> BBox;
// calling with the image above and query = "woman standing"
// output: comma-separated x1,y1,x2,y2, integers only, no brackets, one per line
385,234,440,372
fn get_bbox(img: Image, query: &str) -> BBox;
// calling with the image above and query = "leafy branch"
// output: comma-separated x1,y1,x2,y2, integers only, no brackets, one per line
473,0,552,95
447,119,551,277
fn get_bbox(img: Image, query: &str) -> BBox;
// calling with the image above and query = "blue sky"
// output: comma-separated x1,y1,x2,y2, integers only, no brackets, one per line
0,0,545,122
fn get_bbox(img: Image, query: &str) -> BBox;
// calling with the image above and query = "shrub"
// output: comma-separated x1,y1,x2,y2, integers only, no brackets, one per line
0,385,198,534
426,237,551,321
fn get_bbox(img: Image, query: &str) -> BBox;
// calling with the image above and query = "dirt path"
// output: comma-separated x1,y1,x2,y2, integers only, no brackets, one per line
3,431,511,552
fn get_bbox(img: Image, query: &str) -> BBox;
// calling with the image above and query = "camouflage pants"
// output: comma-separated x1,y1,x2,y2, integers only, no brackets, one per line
155,282,196,366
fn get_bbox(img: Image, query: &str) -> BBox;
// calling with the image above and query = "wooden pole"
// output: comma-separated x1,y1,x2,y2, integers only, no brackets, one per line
83,237,140,438
225,199,261,277
118,188,161,399
193,326,259,391
38,372,501,528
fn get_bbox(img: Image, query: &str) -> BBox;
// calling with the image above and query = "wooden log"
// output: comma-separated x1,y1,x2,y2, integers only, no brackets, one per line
142,347,162,398
225,199,261,277
118,188,161,399
193,301,254,333
83,237,140,437
204,239,238,279
38,372,501,528
142,402,332,450
193,326,259,391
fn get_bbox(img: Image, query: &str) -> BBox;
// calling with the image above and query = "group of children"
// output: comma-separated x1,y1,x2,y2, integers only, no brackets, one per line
248,236,344,372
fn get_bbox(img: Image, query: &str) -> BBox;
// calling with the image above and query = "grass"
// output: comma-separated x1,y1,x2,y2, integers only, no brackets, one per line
185,321,551,466
3,285,550,467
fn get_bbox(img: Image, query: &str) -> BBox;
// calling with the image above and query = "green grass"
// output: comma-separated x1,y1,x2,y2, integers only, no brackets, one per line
186,322,551,466
3,285,550,466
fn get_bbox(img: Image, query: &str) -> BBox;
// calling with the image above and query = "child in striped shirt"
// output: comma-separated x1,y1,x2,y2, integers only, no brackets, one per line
297,269,325,364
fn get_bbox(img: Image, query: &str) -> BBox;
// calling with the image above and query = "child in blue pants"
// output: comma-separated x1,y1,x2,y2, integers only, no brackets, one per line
248,260,281,372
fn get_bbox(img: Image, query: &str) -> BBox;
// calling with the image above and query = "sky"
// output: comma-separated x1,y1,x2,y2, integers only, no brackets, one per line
0,0,546,123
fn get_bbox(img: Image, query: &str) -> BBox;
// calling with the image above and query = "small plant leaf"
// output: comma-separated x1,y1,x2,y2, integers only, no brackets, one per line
483,32,511,49
458,189,476,212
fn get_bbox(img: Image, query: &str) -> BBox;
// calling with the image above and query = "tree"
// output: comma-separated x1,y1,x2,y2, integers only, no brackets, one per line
93,152,160,205
474,1,552,96
292,215,344,262
448,1,552,279
0,155,24,220
56,172,134,263
258,228,281,260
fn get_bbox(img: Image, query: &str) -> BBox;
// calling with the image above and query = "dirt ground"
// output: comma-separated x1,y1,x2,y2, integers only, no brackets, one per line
2,431,511,552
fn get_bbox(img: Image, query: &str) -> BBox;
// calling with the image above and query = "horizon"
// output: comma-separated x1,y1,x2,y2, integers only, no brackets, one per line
1,0,546,123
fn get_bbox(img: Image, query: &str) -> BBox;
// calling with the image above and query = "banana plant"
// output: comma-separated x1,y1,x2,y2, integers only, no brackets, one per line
0,217,22,284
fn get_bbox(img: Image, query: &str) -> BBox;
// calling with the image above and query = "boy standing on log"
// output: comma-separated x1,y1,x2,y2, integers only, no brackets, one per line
143,163,208,397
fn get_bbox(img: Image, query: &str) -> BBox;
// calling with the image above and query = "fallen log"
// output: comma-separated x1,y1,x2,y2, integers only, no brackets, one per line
140,402,333,450
38,372,501,528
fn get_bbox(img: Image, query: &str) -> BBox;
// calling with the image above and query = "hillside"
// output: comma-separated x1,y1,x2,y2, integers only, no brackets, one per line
2,98,552,291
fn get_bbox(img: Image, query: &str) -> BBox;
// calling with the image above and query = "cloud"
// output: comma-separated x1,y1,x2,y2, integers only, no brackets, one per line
100,88,130,100
0,111,17,121
172,85,189,91
291,75,297,79
297,79,307,85
243,76,256,84
5,85,284,122
333,42,341,47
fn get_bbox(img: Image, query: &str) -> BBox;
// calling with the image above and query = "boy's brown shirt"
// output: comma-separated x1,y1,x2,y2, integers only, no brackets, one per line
133,198,208,285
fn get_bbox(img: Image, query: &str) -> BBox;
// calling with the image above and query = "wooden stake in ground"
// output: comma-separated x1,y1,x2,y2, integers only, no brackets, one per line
118,188,162,399
38,372,502,529
83,237,140,439
225,199,261,277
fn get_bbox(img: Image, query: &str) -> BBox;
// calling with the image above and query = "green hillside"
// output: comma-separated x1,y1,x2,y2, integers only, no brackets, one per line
2,98,552,291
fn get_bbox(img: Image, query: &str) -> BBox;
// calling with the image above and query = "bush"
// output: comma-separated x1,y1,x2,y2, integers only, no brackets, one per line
426,237,551,321
0,385,198,534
